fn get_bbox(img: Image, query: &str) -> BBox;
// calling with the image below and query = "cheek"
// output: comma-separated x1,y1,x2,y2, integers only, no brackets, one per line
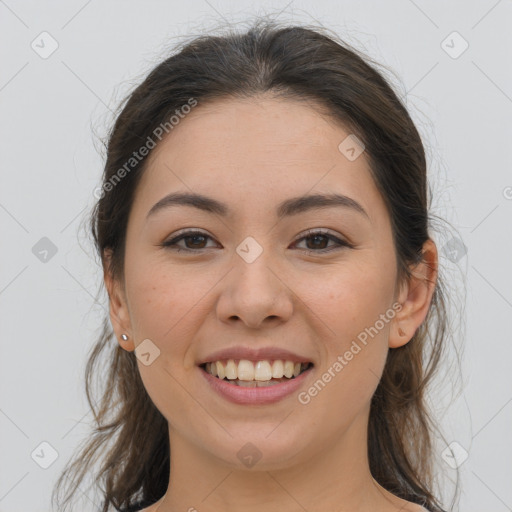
125,264,206,420
125,256,221,371
298,258,394,343
127,271,173,334
296,260,393,400
125,262,193,349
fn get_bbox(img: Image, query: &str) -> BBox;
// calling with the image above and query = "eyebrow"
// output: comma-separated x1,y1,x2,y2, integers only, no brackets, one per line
146,191,370,221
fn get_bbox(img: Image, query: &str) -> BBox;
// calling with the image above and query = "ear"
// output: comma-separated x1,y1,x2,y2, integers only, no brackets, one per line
103,248,135,352
389,238,438,349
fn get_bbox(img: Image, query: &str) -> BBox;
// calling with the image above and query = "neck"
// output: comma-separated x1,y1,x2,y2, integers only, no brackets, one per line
156,405,403,512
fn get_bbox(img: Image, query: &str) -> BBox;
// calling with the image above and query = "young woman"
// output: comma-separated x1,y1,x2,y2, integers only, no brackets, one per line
52,19,455,512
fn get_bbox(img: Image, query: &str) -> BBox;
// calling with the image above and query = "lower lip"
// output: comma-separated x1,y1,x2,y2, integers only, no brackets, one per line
199,366,313,405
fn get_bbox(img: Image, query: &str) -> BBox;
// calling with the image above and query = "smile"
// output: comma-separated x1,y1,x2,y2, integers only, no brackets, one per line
201,359,313,387
199,358,314,405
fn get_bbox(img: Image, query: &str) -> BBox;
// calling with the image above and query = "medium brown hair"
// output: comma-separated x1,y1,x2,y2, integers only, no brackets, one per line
51,18,460,512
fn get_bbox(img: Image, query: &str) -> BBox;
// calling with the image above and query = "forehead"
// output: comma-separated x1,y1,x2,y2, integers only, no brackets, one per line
150,95,359,166
133,95,386,226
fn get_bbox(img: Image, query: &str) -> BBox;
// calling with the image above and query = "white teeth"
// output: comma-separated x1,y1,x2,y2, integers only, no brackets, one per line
204,359,311,382
208,362,218,377
254,360,272,381
216,361,225,380
271,360,284,378
283,361,294,378
225,359,237,379
237,359,255,381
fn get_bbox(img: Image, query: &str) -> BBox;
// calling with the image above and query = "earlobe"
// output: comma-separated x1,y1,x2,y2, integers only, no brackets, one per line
119,332,134,351
389,239,438,349
102,249,135,352
389,308,412,349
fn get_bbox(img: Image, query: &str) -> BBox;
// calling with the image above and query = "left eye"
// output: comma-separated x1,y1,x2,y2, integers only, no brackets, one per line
294,230,351,253
161,229,351,254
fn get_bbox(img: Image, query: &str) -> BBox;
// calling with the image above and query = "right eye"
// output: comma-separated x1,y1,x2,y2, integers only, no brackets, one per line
161,230,220,253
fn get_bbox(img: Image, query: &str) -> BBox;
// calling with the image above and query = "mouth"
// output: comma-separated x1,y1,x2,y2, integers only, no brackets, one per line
199,359,314,387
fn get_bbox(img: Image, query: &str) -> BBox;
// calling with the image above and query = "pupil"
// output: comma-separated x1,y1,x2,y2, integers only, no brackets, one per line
309,235,327,249
190,235,205,248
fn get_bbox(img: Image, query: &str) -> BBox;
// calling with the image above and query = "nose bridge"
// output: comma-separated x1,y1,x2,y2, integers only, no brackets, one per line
234,243,276,293
216,238,293,327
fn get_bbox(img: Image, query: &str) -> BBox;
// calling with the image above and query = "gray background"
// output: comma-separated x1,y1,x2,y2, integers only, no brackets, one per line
1,1,511,511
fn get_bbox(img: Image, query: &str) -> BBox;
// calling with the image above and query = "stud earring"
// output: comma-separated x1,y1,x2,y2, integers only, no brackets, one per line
398,327,406,337
121,334,129,341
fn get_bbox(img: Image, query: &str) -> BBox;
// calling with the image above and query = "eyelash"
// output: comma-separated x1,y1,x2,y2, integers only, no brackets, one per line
161,228,352,255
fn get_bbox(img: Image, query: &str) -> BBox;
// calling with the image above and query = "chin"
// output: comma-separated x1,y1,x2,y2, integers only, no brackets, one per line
204,428,315,471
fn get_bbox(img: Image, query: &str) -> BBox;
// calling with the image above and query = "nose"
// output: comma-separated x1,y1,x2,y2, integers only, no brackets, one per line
215,250,294,329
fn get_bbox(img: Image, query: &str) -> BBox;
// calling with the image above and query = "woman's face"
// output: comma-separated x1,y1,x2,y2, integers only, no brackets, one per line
109,95,414,470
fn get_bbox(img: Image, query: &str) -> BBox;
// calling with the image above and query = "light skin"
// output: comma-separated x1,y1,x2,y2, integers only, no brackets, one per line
104,95,437,512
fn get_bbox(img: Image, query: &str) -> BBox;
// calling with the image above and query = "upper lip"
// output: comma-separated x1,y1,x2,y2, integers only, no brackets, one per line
198,346,314,365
